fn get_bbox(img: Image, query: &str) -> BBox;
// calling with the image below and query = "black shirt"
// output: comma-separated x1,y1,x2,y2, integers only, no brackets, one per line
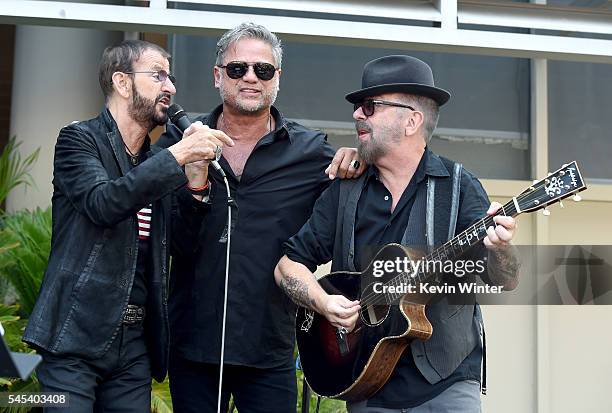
284,149,489,408
128,145,150,307
161,105,336,368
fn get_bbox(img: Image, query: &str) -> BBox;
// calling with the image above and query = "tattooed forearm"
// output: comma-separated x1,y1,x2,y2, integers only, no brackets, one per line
279,275,317,310
487,245,521,290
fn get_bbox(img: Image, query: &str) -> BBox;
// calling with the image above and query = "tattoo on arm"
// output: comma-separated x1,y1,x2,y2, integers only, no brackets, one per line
280,274,317,310
487,245,520,289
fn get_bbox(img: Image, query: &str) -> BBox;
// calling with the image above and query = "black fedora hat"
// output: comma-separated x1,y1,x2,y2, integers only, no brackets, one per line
345,55,450,106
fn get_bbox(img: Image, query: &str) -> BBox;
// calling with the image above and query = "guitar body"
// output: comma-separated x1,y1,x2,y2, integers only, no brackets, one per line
296,244,433,401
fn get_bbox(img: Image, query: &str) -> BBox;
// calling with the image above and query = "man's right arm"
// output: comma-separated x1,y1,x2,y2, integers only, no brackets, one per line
274,181,360,331
275,256,360,331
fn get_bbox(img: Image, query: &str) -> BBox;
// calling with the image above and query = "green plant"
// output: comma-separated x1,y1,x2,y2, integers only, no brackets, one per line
151,378,173,413
0,208,52,317
0,304,39,413
0,137,39,210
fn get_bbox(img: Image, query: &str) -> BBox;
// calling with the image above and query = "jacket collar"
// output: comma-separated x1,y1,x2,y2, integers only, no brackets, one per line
102,107,151,176
424,148,451,178
206,104,293,143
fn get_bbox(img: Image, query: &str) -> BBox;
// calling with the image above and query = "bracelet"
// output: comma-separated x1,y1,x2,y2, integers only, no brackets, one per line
188,181,210,195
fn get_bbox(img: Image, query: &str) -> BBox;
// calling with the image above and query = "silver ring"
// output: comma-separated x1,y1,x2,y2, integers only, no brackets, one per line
350,159,360,169
214,144,222,161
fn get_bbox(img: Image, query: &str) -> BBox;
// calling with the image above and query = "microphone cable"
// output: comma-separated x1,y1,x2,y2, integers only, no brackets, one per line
217,173,233,413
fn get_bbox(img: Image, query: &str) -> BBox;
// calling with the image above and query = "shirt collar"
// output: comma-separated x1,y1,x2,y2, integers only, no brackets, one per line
207,104,292,143
365,148,450,183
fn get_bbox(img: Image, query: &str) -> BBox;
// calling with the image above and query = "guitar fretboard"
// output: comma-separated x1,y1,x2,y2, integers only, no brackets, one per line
372,200,519,305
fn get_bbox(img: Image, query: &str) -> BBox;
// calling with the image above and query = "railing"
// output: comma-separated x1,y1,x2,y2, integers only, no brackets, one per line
1,0,612,62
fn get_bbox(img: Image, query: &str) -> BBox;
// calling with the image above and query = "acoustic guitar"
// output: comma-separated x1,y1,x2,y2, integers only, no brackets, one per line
296,161,586,401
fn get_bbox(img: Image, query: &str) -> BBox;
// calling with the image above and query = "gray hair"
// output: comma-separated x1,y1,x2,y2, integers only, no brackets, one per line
399,94,440,143
99,40,170,100
215,22,283,68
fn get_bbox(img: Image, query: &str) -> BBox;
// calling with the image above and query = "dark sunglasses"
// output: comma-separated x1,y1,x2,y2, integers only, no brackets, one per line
354,99,415,117
218,61,278,81
125,70,176,84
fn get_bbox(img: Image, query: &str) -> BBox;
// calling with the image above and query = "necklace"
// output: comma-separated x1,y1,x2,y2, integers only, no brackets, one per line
123,142,139,166
218,112,272,139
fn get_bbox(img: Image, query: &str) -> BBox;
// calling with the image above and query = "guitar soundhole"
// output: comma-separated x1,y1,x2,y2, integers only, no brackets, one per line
360,303,390,327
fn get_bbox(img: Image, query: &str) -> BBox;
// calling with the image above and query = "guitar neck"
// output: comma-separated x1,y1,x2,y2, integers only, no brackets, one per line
381,200,520,304
425,199,519,265
363,161,586,306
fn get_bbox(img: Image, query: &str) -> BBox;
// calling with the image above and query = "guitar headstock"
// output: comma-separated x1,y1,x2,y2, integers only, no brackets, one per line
516,161,587,214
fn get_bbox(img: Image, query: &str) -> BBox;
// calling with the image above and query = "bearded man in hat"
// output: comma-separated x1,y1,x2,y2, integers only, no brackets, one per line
275,55,520,412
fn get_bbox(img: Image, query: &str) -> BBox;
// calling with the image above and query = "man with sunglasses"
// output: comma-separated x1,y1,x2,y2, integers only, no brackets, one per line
276,55,520,412
156,23,365,412
23,40,233,411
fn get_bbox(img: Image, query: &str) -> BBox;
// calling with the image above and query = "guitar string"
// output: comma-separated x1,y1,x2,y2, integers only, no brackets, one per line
358,178,579,308
356,177,576,308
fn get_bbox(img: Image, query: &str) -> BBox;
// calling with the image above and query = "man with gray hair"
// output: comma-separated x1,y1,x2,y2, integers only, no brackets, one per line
157,23,364,412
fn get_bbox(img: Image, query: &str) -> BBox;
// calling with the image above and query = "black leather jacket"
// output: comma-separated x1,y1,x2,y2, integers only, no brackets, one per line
23,108,187,381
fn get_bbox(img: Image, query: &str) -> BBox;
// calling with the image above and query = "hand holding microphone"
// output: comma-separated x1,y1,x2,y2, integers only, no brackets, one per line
166,104,234,177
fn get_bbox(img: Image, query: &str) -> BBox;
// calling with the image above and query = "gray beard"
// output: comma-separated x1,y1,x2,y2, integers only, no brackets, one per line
218,81,279,114
358,138,388,164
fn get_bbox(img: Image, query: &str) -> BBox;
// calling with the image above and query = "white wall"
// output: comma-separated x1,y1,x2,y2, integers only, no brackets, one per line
7,25,122,211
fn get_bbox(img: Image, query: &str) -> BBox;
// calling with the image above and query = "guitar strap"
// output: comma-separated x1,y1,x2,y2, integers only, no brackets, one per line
441,162,488,396
441,162,488,395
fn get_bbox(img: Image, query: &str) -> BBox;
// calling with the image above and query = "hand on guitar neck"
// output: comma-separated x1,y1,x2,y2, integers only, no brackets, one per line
483,201,521,290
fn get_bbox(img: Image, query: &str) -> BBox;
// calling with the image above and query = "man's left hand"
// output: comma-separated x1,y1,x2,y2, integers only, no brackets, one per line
325,147,366,180
483,201,517,249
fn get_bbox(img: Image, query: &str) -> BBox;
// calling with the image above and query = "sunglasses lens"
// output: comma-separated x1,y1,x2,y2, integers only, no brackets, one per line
355,100,374,116
225,62,248,79
254,63,276,80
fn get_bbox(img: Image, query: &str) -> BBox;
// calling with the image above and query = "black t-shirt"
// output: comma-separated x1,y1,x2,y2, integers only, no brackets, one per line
127,145,151,307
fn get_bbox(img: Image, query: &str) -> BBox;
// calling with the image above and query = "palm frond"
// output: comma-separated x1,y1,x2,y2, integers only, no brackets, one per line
0,136,40,209
0,208,52,317
0,376,40,413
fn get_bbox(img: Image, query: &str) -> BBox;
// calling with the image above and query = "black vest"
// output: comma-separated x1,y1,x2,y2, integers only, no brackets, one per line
330,153,484,385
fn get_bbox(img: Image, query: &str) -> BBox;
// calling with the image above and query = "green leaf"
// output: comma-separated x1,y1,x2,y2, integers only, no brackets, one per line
0,304,19,317
151,378,173,413
0,375,40,413
0,136,39,210
0,208,52,316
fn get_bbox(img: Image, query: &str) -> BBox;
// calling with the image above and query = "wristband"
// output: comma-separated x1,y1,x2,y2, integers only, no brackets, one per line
188,180,210,195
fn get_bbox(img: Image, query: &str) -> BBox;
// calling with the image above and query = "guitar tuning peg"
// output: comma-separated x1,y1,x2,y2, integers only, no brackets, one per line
542,208,551,216
559,201,564,208
573,194,582,202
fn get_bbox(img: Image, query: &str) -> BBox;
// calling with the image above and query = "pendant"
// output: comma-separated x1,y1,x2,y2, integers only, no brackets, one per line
130,155,139,166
